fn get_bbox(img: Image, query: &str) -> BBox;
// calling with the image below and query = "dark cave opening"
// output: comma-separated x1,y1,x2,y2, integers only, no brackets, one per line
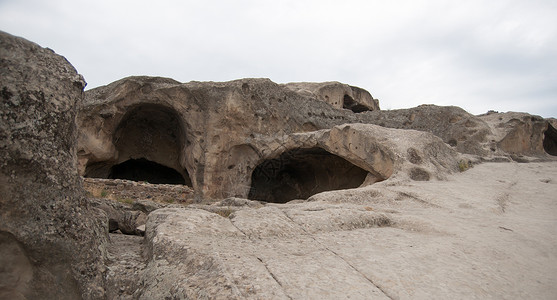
109,158,190,185
248,147,369,203
343,95,370,113
543,123,557,156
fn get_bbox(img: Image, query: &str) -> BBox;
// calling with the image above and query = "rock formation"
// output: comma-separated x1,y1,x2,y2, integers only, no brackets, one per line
0,31,106,299
478,111,552,156
282,81,380,112
2,30,557,299
77,76,556,201
137,161,557,299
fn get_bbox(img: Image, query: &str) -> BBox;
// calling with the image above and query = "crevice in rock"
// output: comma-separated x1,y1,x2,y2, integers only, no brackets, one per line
324,246,394,299
105,233,146,299
343,94,370,113
255,257,293,300
280,210,393,299
543,122,557,156
229,218,249,237
248,147,369,203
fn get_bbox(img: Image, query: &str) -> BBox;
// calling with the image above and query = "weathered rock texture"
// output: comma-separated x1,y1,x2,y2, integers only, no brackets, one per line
139,206,392,299
0,31,107,299
283,81,380,112
477,111,552,156
77,77,367,200
77,77,556,202
137,161,557,299
363,105,494,156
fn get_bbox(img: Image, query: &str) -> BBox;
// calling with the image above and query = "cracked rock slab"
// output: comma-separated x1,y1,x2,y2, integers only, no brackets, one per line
138,207,391,299
137,162,557,299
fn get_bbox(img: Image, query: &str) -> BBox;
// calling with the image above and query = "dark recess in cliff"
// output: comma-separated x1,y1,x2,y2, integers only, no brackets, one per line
248,147,369,203
543,123,557,156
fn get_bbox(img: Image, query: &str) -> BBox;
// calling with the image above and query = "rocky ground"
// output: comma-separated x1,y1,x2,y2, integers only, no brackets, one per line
96,160,557,299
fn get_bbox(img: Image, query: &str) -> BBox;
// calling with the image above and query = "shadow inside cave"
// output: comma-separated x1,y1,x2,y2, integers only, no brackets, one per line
543,123,557,156
108,158,190,185
248,147,369,203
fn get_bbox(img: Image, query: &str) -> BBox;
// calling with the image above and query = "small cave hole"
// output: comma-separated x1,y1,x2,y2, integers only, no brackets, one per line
343,95,370,113
543,123,557,156
248,147,369,203
109,158,191,185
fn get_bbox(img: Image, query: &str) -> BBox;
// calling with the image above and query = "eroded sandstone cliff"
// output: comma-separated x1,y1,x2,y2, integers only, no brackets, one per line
77,76,557,202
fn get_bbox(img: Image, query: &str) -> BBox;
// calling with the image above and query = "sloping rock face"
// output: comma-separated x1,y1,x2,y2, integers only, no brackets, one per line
137,161,557,299
139,207,393,299
362,105,494,156
0,31,107,299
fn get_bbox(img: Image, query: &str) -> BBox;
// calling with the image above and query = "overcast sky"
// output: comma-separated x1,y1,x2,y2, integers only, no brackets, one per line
1,0,556,117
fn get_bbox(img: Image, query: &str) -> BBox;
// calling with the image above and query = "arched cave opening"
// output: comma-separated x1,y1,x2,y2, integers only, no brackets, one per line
248,147,369,203
543,123,557,156
109,158,189,185
343,95,370,113
84,104,193,186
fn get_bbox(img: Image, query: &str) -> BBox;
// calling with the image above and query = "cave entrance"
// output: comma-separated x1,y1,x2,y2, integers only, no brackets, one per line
543,123,557,156
84,104,192,186
248,147,369,203
343,95,370,113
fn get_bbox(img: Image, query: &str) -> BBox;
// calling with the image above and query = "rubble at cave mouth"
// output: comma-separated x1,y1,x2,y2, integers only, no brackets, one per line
109,158,190,185
543,123,557,156
248,147,369,203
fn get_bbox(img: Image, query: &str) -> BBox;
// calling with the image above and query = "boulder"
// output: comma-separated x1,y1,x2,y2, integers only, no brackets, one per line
0,31,107,299
132,199,164,214
89,198,146,235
